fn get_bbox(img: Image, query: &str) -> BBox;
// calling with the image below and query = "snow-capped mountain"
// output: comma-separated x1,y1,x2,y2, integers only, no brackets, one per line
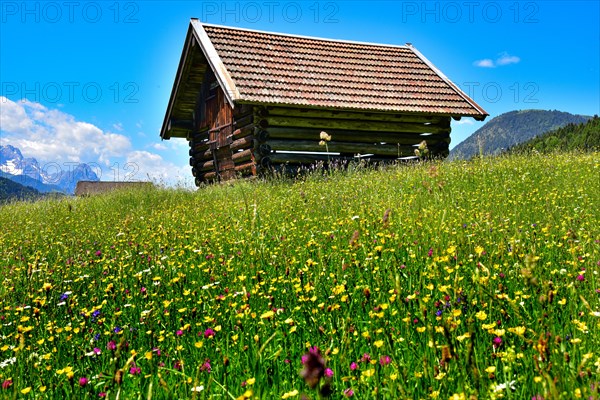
0,144,99,194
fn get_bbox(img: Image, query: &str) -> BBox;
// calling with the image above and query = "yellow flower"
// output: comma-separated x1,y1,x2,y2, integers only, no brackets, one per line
534,376,542,383
282,389,298,398
508,326,526,336
485,366,496,373
361,368,375,378
374,340,384,348
21,387,31,394
260,310,274,319
246,377,256,385
475,311,487,320
416,326,426,333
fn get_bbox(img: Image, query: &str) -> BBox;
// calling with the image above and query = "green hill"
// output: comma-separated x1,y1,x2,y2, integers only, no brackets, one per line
449,109,591,159
0,176,41,203
508,115,600,153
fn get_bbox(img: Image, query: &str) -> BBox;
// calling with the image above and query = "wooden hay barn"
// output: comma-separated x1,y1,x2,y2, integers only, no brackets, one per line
160,20,488,186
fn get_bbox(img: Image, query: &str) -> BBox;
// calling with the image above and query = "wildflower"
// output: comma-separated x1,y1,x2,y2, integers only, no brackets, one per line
107,341,116,351
191,386,204,392
576,274,585,282
129,364,141,375
200,359,211,373
324,368,334,378
319,131,332,141
379,355,391,366
300,347,326,389
350,362,358,371
493,337,503,349
95,250,102,257
282,389,299,399
203,328,215,338
343,388,355,397
176,330,183,336
113,326,122,334
60,293,69,301
98,392,107,397
79,377,89,387
360,353,371,363
2,380,12,389
21,387,31,394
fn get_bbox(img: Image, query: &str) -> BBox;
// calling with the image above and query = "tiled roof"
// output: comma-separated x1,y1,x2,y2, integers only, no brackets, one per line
195,21,487,118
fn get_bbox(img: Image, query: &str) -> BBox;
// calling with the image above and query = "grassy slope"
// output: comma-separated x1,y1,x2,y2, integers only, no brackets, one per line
0,153,598,399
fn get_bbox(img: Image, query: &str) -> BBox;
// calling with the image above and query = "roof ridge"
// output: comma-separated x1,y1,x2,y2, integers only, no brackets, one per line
198,20,412,50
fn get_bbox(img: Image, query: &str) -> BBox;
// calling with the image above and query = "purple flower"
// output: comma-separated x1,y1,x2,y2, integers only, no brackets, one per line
200,359,211,373
60,293,69,301
360,353,371,363
427,248,433,257
93,333,101,341
79,377,89,387
113,326,122,334
493,337,502,349
576,274,585,282
93,347,101,355
95,250,102,257
203,328,215,338
129,364,141,375
107,341,116,351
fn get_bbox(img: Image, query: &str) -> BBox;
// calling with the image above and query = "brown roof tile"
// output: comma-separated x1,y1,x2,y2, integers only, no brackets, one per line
198,22,487,118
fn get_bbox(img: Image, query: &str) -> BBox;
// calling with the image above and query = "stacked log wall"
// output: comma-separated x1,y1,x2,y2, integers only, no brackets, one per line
252,106,452,170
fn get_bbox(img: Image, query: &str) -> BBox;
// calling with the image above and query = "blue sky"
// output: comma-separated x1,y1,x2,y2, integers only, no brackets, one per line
1,1,598,185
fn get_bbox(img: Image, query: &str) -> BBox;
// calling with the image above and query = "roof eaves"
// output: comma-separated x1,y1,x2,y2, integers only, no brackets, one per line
407,44,489,120
190,19,240,108
160,24,195,140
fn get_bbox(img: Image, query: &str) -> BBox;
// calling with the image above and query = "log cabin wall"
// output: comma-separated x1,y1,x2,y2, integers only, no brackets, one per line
251,105,452,171
189,80,254,185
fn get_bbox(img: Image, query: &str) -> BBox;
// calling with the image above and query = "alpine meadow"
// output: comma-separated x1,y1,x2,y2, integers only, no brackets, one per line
0,152,599,399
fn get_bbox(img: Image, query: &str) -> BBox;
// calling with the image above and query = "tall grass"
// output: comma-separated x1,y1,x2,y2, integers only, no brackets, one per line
0,152,598,399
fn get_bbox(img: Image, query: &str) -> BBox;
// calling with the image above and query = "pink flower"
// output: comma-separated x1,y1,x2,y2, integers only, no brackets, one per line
493,337,502,349
95,250,102,257
98,393,107,398
79,377,89,387
360,353,371,363
344,388,355,397
129,364,141,375
379,355,391,366
176,330,183,336
576,274,585,282
2,380,12,389
325,368,334,378
203,328,215,338
93,347,101,355
350,362,358,371
107,341,116,351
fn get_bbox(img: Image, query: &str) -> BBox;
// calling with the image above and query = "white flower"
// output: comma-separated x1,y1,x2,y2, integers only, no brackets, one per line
191,386,204,392
319,131,331,141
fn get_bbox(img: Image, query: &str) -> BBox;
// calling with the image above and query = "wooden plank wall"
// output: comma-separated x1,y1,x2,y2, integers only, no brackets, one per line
189,88,254,185
252,106,452,171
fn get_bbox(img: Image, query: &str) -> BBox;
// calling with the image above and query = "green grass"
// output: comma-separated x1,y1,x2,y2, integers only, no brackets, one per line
0,152,599,399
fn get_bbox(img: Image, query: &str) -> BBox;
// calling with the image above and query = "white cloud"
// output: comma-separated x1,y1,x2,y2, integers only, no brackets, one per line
496,52,521,66
474,59,495,68
150,143,168,151
125,150,193,187
112,122,123,131
454,119,474,126
0,97,131,165
474,52,520,68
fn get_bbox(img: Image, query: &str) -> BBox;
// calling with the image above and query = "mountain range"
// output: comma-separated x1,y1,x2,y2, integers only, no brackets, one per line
449,110,593,160
0,144,99,194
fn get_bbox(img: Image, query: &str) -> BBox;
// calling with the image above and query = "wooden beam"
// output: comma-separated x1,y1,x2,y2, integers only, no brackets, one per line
264,106,450,124
265,115,451,133
266,127,450,144
268,140,419,157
